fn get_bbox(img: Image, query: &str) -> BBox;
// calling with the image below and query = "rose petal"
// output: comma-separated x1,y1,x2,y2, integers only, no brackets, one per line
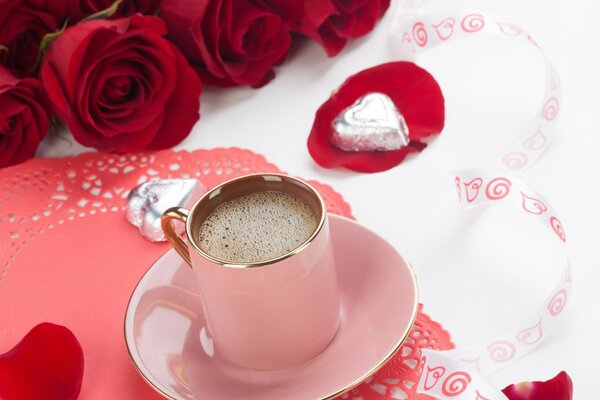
502,371,573,400
146,42,202,149
307,61,445,173
0,323,84,400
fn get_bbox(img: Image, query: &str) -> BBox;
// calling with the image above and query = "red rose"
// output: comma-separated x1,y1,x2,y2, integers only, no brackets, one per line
0,0,66,76
40,15,202,153
259,0,390,56
0,66,51,167
160,0,292,88
65,0,161,23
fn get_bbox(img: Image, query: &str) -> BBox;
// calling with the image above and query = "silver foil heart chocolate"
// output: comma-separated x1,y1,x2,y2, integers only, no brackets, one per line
126,179,204,242
331,92,410,152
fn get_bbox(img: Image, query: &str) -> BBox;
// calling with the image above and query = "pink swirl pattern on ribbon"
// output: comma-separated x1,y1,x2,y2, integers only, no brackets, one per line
502,152,528,170
527,34,540,48
550,216,566,242
541,97,560,120
412,22,428,46
476,390,492,400
550,68,561,89
461,13,485,32
441,372,472,396
497,22,522,36
565,265,573,283
522,128,546,150
433,17,456,40
520,191,548,214
487,340,516,363
548,289,567,316
485,177,512,200
391,4,563,173
413,172,571,397
517,319,544,345
418,355,427,376
464,178,483,202
391,4,569,399
401,32,416,52
424,366,446,390
459,357,481,372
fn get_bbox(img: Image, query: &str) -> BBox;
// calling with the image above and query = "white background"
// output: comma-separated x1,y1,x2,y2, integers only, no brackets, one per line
40,0,599,397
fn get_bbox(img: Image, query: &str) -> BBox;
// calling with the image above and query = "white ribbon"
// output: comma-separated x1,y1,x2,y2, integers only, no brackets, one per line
389,2,570,399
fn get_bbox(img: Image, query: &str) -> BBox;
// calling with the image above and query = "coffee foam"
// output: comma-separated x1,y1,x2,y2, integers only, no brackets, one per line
196,190,318,263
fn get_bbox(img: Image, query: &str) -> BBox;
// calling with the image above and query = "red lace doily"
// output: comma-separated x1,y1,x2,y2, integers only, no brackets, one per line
0,148,453,399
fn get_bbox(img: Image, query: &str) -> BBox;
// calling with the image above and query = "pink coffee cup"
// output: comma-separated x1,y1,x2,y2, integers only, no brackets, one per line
162,173,340,370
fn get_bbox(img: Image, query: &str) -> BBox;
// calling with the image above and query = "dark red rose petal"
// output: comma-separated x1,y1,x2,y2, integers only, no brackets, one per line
307,61,445,173
502,371,573,400
0,323,84,400
146,42,202,149
315,19,348,57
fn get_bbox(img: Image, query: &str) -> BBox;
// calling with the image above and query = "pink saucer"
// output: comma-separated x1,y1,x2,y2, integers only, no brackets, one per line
124,215,418,400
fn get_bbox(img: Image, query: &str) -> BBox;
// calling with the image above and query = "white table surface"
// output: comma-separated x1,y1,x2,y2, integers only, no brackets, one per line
39,0,599,396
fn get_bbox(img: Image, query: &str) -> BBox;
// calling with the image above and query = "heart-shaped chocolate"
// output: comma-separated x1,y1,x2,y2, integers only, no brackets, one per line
126,179,204,242
331,92,410,152
0,323,84,400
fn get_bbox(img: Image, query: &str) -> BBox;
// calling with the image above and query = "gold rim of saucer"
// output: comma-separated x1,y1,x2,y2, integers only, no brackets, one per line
185,173,328,269
124,215,419,400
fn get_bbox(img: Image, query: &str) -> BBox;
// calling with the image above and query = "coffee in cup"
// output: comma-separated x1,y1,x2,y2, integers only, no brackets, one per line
162,174,340,370
196,190,318,263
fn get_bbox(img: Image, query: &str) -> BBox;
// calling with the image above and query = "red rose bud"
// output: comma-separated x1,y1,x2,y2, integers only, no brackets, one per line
502,371,573,400
160,0,291,88
0,66,51,167
258,0,390,57
307,62,445,173
64,0,161,24
0,0,67,76
40,15,202,153
0,323,84,400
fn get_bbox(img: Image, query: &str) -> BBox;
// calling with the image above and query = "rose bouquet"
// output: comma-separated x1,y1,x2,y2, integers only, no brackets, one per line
0,0,391,167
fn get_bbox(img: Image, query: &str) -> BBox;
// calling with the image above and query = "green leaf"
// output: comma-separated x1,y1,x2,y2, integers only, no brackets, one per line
81,0,123,22
33,18,68,72
38,20,68,54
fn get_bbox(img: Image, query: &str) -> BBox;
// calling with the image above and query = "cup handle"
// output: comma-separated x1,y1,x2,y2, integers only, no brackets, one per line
161,207,192,268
